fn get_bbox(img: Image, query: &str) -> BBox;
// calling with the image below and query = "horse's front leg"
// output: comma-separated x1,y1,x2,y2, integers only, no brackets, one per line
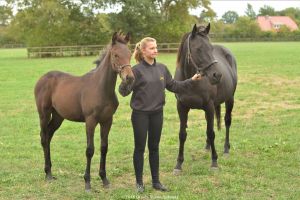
174,101,190,175
205,102,218,168
99,117,112,188
84,117,97,191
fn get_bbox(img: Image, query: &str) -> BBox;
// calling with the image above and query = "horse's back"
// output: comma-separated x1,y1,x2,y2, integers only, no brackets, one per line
34,71,72,96
212,45,237,103
213,45,237,75
34,71,81,110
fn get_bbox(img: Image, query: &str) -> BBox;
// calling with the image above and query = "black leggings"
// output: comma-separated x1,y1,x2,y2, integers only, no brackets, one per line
131,110,163,184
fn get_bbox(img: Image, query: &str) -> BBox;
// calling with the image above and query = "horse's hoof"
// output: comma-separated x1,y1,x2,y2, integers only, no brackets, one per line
102,179,110,188
85,183,91,191
223,152,230,158
173,168,182,175
85,188,91,193
210,161,218,170
45,174,56,181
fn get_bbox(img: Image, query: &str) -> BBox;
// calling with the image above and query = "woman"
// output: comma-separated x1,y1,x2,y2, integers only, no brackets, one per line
119,37,201,193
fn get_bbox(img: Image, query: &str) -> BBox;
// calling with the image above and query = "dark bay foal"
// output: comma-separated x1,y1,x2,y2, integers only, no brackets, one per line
34,32,134,191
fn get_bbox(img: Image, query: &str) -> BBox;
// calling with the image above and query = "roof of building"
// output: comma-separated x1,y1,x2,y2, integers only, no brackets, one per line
257,16,298,31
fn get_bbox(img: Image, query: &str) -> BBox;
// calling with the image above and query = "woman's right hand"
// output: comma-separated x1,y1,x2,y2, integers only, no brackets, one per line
192,73,202,81
118,81,133,97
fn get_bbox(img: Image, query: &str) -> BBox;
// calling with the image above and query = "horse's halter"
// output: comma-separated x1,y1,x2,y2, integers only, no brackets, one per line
116,64,131,74
185,33,218,76
110,51,132,74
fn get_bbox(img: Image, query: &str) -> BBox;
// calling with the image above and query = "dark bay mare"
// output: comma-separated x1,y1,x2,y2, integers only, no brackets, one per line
34,32,134,191
173,24,237,173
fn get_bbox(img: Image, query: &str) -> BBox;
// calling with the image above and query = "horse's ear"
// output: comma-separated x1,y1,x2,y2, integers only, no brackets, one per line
192,24,197,37
112,32,118,45
125,32,131,43
205,23,210,35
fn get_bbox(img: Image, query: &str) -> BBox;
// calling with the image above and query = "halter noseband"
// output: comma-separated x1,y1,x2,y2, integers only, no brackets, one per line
186,34,218,76
117,64,131,73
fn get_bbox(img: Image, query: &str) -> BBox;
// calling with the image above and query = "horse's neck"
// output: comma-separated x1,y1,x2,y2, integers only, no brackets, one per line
183,62,197,79
93,54,117,97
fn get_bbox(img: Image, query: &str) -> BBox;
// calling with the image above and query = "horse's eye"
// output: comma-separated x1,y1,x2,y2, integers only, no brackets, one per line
114,54,119,58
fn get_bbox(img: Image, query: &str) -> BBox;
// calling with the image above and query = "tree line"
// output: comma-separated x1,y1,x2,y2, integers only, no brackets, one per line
213,4,300,41
0,1,300,47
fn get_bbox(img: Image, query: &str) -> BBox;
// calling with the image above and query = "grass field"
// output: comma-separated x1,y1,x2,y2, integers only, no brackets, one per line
0,42,299,200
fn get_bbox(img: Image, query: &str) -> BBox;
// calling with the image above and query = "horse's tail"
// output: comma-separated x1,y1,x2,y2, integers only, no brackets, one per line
215,104,221,130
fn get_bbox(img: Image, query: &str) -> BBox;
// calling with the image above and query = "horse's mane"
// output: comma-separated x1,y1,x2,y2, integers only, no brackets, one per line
176,33,189,69
93,32,129,68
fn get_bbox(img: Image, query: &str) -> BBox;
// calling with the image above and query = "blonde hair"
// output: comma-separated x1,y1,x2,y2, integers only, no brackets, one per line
133,37,156,63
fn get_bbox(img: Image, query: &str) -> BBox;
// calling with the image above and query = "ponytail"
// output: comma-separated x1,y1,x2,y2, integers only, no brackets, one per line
133,37,156,63
133,42,143,63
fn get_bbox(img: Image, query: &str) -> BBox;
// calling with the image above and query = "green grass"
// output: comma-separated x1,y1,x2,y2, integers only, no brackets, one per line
0,42,300,199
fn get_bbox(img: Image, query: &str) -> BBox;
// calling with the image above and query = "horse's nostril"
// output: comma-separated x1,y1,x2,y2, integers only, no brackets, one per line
126,76,134,84
213,72,222,80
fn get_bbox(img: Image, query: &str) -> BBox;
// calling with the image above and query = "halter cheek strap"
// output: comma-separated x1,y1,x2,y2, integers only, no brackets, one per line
110,52,131,73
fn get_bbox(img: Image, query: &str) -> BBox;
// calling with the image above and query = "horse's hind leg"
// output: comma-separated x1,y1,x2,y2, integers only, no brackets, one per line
174,101,190,174
224,98,234,155
38,105,52,180
40,108,63,180
99,117,112,188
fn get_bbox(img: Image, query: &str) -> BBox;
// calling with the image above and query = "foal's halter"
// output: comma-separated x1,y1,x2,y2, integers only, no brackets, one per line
185,34,218,76
116,64,131,74
110,50,132,74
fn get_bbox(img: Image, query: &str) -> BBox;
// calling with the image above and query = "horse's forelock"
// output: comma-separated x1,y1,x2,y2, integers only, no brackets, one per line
94,32,128,68
197,25,206,33
114,32,128,44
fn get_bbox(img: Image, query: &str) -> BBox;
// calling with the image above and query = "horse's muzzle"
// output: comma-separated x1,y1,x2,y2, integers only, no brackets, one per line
125,75,135,86
210,72,222,85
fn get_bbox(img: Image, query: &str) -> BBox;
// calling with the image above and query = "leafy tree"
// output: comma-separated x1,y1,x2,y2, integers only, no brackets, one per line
4,0,217,45
7,0,111,46
199,7,216,22
0,5,13,26
105,0,211,42
8,0,72,46
258,5,276,16
0,3,14,45
222,11,239,24
153,0,198,42
107,0,159,42
233,16,260,38
245,3,256,20
278,7,300,25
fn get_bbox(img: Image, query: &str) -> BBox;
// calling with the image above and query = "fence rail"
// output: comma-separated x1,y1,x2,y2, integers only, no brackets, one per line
1,44,26,48
26,35,300,58
27,43,180,58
